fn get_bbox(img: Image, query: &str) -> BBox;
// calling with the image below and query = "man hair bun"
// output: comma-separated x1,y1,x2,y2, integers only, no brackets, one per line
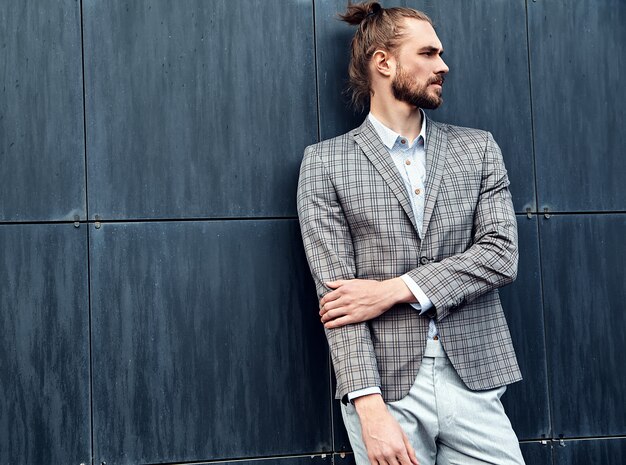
339,1,383,26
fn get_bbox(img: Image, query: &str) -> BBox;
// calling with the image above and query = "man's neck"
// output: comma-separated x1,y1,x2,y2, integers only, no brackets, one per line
369,101,423,141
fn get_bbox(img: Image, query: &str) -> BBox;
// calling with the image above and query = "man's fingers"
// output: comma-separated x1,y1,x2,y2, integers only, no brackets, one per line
319,295,347,316
320,307,346,323
404,444,419,465
389,453,405,465
370,454,393,465
325,280,346,289
395,454,410,465
323,315,353,329
368,455,387,465
365,441,412,465
319,294,341,315
319,288,342,308
402,433,419,465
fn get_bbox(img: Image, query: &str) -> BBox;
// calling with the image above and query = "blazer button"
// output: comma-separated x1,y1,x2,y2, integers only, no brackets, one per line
420,256,429,265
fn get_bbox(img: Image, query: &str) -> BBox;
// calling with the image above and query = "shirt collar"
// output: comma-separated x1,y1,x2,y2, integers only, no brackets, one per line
367,109,427,150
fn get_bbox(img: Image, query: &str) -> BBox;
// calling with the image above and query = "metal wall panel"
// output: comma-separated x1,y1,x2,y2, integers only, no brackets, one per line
189,456,331,465
541,214,626,437
90,220,330,465
83,0,317,220
500,216,550,440
314,0,367,140
0,224,90,464
332,375,351,451
314,0,535,212
554,438,626,465
420,0,535,214
334,453,356,465
520,441,553,465
0,1,85,221
529,0,626,212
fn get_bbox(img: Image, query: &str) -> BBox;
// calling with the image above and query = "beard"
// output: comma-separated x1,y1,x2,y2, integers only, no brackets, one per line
391,62,444,110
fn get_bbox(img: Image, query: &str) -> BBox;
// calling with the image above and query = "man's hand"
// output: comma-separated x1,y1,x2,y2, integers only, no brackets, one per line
319,278,414,329
354,394,419,465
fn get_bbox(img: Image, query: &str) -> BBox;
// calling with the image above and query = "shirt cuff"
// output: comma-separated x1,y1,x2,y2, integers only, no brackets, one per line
400,274,433,315
347,387,382,403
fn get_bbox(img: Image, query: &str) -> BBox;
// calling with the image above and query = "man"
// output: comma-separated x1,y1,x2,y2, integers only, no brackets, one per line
297,2,524,465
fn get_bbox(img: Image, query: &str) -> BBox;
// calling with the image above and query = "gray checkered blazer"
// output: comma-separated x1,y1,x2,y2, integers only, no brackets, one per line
296,117,522,402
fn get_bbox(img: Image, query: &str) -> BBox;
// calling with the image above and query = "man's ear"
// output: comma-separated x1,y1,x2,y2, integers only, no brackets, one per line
372,49,394,77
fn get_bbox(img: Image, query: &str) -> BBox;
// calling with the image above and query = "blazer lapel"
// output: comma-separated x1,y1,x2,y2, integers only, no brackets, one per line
422,119,448,237
352,119,418,232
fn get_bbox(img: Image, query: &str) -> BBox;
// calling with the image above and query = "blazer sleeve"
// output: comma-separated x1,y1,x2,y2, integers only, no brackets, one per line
406,132,519,322
296,145,381,401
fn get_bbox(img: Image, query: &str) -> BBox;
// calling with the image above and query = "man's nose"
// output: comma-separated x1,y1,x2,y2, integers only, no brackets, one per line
438,56,449,74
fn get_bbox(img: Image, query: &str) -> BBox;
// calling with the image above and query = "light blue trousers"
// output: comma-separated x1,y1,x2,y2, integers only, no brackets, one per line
341,338,526,465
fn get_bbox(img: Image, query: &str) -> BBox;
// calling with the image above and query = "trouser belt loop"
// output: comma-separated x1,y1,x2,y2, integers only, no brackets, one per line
423,337,447,358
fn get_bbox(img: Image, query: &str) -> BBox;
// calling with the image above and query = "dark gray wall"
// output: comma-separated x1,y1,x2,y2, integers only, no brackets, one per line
1,1,624,464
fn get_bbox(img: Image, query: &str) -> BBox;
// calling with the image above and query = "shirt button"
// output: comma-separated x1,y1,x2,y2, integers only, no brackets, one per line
401,139,407,144
405,159,411,165
414,188,421,195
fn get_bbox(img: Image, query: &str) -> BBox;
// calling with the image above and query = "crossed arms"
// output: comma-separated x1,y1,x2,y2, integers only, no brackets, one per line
296,130,518,398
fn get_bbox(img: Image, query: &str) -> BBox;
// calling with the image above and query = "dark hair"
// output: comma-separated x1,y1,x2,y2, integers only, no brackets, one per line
339,2,433,111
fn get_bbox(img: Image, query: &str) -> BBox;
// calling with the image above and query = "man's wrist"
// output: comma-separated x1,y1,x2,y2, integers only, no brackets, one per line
400,274,433,313
353,392,387,416
384,277,415,305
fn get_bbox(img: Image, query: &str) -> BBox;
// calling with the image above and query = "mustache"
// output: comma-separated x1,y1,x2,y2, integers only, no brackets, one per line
428,76,445,86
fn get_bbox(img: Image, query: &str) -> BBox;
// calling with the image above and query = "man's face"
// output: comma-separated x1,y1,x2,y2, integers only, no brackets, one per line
390,19,449,109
